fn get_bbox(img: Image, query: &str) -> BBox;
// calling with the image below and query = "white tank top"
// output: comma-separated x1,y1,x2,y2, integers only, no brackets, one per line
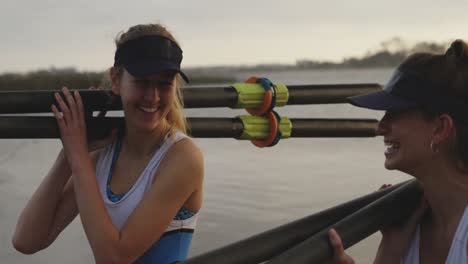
402,206,468,264
95,131,198,231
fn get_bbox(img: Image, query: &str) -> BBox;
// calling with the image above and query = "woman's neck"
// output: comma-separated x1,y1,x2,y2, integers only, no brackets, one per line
121,121,169,158
415,161,468,229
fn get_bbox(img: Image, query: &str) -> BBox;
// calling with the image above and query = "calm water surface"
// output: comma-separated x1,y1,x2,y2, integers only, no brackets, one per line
1,68,410,263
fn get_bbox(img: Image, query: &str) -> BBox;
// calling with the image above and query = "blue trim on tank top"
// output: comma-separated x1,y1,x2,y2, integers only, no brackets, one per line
107,138,125,202
106,137,196,220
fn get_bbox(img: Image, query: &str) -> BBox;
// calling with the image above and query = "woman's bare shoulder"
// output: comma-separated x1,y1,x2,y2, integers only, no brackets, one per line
158,137,204,182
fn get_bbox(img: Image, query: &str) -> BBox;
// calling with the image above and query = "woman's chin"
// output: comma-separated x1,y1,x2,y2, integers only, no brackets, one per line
383,158,398,170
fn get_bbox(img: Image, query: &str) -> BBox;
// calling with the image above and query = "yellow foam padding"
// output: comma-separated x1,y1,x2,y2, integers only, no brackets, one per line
231,83,289,109
238,115,292,139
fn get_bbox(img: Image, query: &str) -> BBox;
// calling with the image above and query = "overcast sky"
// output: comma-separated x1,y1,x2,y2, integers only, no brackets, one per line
2,0,468,73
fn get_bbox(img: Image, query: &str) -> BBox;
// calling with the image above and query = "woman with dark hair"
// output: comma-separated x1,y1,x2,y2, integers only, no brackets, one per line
329,40,468,263
12,23,204,264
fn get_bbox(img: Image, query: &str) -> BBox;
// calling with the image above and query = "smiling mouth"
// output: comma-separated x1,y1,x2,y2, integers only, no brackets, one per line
139,106,159,113
384,141,400,155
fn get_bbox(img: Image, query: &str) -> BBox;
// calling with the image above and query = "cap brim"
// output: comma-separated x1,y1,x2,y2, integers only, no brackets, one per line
124,60,190,83
347,90,418,110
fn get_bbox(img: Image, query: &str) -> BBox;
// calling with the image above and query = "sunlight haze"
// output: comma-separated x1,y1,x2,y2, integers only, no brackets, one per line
2,0,468,72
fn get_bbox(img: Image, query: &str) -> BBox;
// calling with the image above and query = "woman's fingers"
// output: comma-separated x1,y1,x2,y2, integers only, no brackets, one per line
51,104,66,133
329,228,345,253
61,87,78,122
54,87,86,131
379,183,393,190
328,229,355,264
54,92,71,124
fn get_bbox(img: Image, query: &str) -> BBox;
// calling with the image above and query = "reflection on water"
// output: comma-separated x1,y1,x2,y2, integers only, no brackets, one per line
1,68,411,263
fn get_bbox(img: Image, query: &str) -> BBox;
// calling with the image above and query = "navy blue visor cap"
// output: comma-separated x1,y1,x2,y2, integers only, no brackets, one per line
114,35,189,83
348,69,468,123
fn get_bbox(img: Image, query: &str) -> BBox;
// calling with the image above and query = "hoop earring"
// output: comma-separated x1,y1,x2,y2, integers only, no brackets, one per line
430,140,439,154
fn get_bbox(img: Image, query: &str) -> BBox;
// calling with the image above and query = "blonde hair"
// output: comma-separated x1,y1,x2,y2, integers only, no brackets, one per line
110,23,187,136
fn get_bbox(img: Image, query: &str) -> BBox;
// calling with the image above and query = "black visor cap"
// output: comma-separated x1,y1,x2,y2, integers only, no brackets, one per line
348,70,425,110
114,35,189,83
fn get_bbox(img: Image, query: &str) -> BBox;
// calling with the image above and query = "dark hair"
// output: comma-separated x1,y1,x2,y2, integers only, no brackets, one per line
398,40,468,170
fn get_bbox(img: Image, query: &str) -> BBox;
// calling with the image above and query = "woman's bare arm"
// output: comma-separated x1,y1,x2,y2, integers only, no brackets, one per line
72,139,203,263
12,149,78,253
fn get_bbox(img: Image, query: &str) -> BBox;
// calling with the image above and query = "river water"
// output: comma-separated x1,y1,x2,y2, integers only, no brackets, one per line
0,68,411,263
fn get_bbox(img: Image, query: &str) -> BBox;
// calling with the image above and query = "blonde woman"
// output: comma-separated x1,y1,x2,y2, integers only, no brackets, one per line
13,23,204,264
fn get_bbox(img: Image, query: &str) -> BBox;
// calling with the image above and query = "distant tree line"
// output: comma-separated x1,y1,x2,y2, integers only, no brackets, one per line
296,37,449,69
0,38,452,90
0,67,236,91
0,68,105,91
